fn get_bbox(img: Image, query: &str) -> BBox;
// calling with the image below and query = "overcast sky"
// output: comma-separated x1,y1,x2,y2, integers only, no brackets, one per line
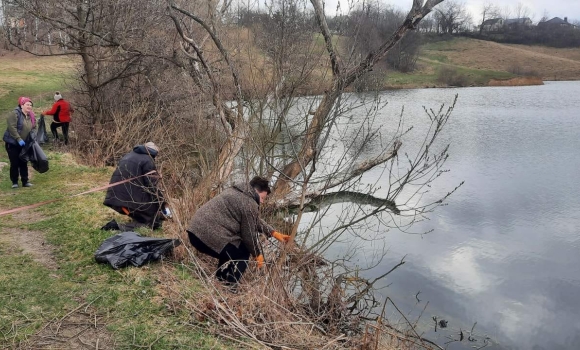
325,0,580,23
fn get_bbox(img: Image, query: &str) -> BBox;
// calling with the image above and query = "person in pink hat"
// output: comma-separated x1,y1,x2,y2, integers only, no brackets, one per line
3,97,37,188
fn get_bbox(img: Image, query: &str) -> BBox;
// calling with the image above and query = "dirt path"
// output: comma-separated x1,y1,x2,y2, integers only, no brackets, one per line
0,205,58,271
0,205,117,349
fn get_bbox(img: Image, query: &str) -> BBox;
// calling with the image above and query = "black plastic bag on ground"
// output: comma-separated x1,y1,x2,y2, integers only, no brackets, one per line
95,231,181,269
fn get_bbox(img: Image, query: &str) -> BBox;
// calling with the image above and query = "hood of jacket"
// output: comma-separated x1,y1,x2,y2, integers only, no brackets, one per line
133,144,158,158
232,182,260,205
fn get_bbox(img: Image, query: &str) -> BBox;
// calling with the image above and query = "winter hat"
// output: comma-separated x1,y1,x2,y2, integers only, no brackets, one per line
18,97,32,106
54,92,63,101
144,142,159,153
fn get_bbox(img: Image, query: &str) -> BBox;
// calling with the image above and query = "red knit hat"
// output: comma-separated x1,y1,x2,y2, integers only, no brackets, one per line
18,97,32,106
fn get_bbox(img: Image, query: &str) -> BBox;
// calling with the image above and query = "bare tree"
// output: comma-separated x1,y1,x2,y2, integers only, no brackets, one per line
514,1,531,19
433,0,470,34
3,0,174,127
479,1,500,34
418,13,437,32
539,9,550,23
500,4,512,20
343,4,422,74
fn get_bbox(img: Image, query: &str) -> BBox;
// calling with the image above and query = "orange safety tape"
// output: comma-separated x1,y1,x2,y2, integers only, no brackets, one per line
0,170,159,217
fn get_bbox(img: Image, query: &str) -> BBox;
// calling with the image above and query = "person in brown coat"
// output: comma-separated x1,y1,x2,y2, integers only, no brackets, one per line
187,176,290,284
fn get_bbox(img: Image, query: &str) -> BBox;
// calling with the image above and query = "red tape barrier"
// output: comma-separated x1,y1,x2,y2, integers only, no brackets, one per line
0,170,158,217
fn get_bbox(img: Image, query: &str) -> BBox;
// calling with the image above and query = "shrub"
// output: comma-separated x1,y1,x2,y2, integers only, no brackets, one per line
436,66,469,86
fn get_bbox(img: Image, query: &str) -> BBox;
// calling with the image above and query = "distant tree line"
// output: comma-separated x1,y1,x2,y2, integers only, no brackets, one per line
238,2,424,75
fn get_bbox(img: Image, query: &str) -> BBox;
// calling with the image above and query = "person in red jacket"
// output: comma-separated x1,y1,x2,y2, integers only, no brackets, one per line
43,91,73,145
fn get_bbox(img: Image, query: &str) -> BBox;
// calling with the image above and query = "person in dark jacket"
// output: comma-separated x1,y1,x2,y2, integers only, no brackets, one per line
43,92,73,145
102,142,166,231
187,176,291,284
3,97,37,188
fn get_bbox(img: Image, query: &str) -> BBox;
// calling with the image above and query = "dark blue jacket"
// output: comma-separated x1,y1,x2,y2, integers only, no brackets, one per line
103,145,164,216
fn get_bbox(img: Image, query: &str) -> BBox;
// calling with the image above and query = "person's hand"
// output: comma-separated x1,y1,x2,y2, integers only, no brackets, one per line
254,254,265,268
272,231,291,243
18,140,25,147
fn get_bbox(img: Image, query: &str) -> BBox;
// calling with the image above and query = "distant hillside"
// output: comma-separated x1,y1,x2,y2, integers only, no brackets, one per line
2,37,578,98
420,37,580,81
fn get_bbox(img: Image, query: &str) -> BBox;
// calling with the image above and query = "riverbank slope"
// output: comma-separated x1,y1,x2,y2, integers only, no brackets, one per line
383,37,580,88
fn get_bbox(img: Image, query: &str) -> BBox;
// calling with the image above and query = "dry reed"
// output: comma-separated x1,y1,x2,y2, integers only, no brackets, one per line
488,77,544,86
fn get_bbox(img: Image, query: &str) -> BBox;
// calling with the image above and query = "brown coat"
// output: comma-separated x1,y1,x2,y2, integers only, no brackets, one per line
187,182,274,257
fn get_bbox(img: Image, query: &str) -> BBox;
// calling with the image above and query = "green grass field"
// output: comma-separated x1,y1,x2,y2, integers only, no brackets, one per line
0,54,228,349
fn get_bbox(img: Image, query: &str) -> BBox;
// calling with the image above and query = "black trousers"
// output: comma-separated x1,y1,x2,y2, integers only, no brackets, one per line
187,231,250,284
51,122,70,145
5,142,28,185
108,205,163,230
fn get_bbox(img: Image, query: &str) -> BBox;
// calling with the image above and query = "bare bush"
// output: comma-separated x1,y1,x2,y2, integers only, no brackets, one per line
436,66,469,86
507,61,540,77
157,232,442,349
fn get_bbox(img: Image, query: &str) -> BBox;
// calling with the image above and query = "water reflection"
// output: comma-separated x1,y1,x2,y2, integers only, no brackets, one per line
304,82,580,349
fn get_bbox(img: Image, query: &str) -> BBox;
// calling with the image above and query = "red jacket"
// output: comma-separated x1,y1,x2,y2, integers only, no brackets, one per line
43,99,73,123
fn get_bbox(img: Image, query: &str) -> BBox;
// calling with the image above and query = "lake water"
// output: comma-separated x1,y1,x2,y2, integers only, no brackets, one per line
298,81,580,350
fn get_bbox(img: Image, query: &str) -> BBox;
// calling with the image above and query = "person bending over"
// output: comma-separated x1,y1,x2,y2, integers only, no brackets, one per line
187,176,291,285
43,92,73,145
102,142,167,231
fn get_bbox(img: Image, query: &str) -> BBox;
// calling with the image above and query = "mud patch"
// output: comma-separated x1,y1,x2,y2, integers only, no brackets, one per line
4,228,59,270
18,304,116,350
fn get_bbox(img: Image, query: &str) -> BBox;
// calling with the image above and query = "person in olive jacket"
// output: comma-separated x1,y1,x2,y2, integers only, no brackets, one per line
102,142,166,231
3,97,36,188
187,176,291,284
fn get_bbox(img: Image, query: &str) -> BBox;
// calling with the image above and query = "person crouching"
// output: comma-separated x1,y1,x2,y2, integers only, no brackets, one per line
186,176,291,285
102,142,167,231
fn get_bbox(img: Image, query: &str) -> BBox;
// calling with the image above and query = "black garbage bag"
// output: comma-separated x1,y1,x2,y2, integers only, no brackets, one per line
95,231,181,269
19,131,49,173
37,115,49,144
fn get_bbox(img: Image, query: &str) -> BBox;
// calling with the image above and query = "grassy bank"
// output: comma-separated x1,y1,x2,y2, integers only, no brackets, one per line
0,53,76,116
378,36,580,88
0,54,229,348
420,37,580,82
0,158,229,348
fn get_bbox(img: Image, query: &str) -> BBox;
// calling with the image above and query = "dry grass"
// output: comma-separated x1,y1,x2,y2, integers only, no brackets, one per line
0,50,77,73
424,38,580,81
488,77,544,86
504,43,580,63
154,242,438,350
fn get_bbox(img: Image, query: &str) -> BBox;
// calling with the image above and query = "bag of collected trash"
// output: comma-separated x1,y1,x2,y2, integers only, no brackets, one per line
95,231,181,269
37,115,49,144
19,131,49,173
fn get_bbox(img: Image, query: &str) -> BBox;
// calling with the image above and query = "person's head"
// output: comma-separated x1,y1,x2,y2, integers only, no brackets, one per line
250,176,271,204
54,92,63,101
144,141,159,154
18,97,33,114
